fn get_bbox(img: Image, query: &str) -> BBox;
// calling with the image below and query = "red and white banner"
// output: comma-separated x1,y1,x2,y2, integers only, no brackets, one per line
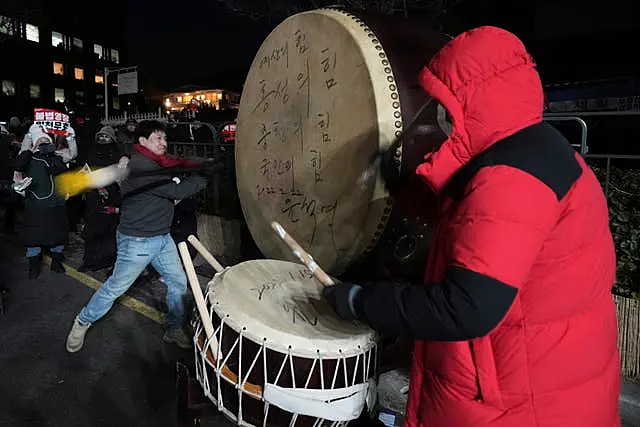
221,123,236,142
33,108,70,135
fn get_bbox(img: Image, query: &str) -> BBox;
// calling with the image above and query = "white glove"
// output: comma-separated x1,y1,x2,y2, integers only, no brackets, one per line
117,156,129,169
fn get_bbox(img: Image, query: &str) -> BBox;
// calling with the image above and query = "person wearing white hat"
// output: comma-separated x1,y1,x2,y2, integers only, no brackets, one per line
12,127,69,278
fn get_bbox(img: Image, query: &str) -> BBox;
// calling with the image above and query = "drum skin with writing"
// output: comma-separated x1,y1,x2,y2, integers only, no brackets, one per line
236,8,450,282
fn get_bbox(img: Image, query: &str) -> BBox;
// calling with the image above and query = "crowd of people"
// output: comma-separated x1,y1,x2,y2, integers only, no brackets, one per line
1,117,132,276
0,117,205,273
0,118,208,350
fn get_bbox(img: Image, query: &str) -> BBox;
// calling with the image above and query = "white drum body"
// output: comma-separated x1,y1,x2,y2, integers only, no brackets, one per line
193,259,379,427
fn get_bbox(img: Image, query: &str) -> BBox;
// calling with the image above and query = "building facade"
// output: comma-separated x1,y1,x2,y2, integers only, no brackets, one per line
0,6,124,121
163,88,241,113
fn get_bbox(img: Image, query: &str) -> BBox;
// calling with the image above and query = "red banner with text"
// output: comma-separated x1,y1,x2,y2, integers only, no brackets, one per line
33,108,70,136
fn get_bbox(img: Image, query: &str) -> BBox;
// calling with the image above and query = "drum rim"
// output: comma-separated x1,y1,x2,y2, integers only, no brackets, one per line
235,7,402,274
205,259,378,358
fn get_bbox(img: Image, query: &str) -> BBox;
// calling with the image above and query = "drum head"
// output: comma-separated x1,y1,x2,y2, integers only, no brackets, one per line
236,9,402,274
209,259,377,358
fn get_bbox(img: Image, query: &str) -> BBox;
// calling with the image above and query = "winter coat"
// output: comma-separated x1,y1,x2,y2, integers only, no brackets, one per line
406,26,619,427
13,149,69,248
357,26,619,427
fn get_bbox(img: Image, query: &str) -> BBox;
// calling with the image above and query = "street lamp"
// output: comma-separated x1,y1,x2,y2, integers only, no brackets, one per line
104,65,138,120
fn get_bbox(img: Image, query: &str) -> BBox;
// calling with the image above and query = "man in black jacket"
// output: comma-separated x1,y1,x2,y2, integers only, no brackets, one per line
66,120,207,353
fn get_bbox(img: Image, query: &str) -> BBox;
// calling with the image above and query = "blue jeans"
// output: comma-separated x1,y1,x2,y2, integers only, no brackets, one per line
27,245,64,257
78,231,188,330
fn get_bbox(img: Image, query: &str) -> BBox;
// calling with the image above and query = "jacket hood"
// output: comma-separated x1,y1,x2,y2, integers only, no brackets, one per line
30,125,53,147
96,126,117,143
416,26,544,194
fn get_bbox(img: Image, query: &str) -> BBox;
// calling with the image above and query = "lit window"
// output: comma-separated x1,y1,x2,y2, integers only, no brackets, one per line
53,62,64,76
95,73,104,84
52,31,64,47
0,16,13,36
54,88,65,103
29,84,40,99
73,37,83,49
2,80,16,96
111,49,119,64
74,67,84,80
113,97,120,109
94,43,103,59
25,23,39,42
177,96,183,102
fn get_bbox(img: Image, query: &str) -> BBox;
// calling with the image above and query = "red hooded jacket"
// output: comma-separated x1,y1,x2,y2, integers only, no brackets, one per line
356,27,620,427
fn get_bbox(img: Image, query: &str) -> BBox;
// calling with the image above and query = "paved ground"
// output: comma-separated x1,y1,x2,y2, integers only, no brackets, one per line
0,230,231,427
1,219,639,426
622,380,640,427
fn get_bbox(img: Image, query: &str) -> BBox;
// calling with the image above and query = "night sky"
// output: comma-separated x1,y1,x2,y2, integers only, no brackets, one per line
126,0,272,90
124,0,637,90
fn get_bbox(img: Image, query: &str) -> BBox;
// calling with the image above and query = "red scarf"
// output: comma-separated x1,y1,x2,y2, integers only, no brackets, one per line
135,144,200,168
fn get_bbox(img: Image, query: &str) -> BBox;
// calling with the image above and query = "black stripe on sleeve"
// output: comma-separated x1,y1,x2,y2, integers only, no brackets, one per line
354,266,517,341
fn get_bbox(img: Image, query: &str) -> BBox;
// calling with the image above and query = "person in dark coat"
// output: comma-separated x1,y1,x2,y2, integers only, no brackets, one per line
116,118,137,156
0,179,15,309
79,126,129,272
12,127,69,279
0,124,17,234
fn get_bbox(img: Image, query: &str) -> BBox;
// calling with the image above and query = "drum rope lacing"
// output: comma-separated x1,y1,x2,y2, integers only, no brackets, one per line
194,307,379,424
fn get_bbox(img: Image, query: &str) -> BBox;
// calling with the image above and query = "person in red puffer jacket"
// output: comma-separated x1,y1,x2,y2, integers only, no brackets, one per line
323,26,620,427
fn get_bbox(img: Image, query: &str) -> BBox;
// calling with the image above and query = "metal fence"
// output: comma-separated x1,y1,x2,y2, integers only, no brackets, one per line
162,116,640,218
584,154,640,198
164,121,239,219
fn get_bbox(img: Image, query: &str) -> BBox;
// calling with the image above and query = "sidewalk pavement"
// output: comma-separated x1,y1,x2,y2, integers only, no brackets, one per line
621,379,640,427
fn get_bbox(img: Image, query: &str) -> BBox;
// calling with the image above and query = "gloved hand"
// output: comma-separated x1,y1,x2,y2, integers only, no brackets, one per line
364,149,402,194
103,206,119,214
198,158,222,179
117,156,129,169
322,282,364,321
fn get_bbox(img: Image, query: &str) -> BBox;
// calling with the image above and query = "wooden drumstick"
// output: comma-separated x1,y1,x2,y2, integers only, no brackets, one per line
177,241,219,355
187,235,225,273
271,221,335,286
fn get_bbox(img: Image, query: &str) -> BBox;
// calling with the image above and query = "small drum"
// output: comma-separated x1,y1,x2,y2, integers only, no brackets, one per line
193,259,379,427
235,8,450,282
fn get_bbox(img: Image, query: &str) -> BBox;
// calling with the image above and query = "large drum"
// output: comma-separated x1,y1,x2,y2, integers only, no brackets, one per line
193,259,378,427
236,8,450,281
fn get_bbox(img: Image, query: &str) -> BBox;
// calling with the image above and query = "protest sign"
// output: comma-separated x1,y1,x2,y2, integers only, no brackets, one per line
33,108,70,135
